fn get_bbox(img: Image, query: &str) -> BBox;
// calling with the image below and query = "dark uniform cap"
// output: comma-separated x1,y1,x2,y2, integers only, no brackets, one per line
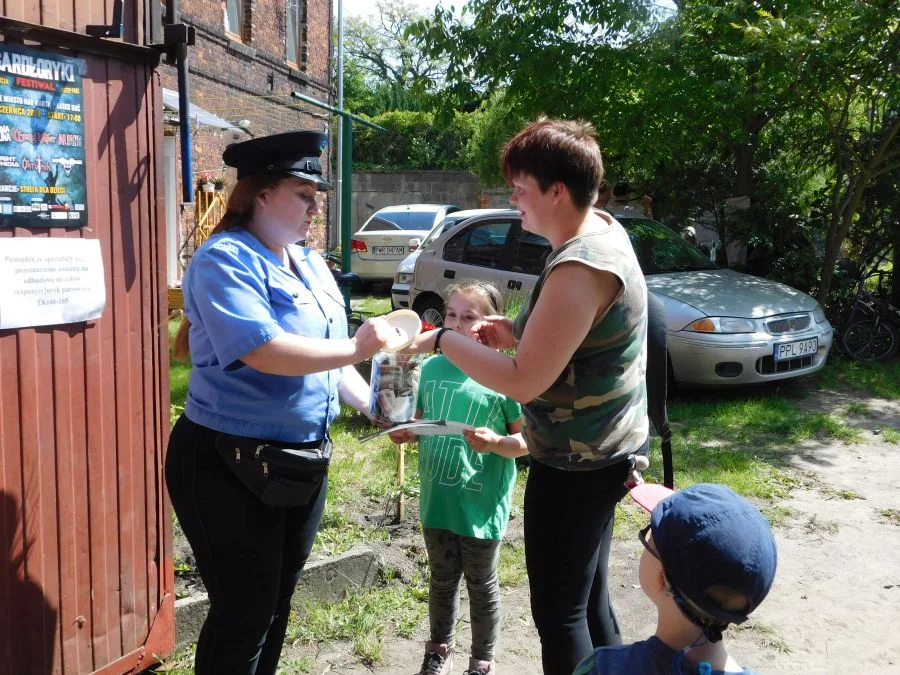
222,130,331,190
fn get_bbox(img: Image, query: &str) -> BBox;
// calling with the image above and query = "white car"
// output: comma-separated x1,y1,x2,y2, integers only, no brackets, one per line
391,209,495,309
408,207,833,387
349,204,461,282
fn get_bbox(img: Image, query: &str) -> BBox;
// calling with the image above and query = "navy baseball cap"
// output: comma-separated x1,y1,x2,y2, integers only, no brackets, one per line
222,130,331,189
631,482,777,626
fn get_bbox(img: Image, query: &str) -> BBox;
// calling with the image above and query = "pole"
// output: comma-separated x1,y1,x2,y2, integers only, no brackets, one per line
288,91,384,301
167,0,193,204
396,442,406,522
340,115,353,306
176,42,193,204
335,0,345,247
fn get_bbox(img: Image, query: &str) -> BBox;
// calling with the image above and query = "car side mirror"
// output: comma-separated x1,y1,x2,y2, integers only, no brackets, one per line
408,237,422,252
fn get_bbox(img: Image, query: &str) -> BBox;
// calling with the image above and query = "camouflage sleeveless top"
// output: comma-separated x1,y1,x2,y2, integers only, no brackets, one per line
513,219,649,470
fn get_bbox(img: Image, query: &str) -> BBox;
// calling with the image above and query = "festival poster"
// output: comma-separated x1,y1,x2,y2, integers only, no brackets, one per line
0,45,87,228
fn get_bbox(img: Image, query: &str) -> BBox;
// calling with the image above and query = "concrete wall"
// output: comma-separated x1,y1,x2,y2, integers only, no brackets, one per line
480,187,514,209
349,170,483,236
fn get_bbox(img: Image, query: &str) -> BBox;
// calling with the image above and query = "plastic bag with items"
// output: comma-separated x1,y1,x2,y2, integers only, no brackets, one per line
368,351,425,425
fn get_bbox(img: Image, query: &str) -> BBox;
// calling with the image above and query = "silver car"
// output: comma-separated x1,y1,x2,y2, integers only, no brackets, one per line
350,204,461,282
408,208,833,386
391,209,498,309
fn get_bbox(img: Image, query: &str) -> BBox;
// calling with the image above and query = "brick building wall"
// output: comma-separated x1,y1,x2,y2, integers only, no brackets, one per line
160,0,333,275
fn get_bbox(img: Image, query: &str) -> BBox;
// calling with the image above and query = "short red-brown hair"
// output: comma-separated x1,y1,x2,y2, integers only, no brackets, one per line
502,118,604,210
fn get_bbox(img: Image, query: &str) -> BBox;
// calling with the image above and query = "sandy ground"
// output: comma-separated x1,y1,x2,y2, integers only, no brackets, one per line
273,388,900,675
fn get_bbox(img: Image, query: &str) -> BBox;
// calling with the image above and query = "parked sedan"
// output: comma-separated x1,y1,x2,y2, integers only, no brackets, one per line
391,209,496,309
408,208,833,386
350,203,461,282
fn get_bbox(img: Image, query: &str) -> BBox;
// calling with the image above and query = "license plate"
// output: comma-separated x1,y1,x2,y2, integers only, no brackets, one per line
372,246,405,256
773,337,818,361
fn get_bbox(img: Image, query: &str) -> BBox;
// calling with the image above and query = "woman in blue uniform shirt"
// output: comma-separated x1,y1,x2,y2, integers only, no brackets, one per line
166,131,394,675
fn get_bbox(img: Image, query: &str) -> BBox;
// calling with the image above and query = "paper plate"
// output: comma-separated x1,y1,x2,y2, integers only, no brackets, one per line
381,309,422,352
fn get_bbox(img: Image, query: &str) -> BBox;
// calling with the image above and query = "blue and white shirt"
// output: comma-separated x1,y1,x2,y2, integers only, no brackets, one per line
182,228,347,442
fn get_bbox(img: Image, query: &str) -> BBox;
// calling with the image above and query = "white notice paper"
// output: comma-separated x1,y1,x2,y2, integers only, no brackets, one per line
0,238,106,329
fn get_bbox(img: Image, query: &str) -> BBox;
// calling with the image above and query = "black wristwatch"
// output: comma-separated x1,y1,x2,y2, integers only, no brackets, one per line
434,327,451,354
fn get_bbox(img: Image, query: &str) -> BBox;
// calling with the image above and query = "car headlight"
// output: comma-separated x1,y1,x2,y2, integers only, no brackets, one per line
396,272,413,284
685,317,757,333
812,305,827,323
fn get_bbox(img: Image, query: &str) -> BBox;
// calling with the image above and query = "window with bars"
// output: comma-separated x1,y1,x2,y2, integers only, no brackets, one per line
286,0,308,67
224,0,246,41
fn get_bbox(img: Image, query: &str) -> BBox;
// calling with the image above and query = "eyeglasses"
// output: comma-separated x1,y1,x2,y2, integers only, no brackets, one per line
639,524,660,561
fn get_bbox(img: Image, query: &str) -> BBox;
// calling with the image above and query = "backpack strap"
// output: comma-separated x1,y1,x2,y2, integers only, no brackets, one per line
646,292,674,489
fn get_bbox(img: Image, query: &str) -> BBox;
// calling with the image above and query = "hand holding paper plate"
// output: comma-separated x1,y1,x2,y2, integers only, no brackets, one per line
359,419,477,442
380,309,422,352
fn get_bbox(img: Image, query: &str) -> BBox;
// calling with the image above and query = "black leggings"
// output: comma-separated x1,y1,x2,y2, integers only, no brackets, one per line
524,456,632,675
165,415,328,675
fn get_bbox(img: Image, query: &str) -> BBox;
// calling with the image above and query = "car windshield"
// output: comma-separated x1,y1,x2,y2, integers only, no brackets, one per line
367,210,439,231
420,215,470,249
617,217,718,274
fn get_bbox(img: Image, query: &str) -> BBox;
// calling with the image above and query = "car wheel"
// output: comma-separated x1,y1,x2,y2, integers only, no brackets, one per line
840,318,898,361
414,294,444,328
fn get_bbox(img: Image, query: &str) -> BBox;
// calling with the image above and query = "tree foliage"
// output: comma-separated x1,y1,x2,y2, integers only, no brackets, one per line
748,0,900,301
353,110,476,171
339,0,446,116
411,0,899,301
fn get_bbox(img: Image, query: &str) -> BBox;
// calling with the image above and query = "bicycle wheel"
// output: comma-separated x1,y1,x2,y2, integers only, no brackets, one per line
347,314,365,338
840,318,898,361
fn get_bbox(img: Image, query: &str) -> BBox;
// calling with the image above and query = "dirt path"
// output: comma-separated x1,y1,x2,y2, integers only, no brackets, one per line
277,390,900,674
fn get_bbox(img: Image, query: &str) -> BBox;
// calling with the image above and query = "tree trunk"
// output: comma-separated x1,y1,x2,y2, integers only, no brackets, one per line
817,176,868,304
733,142,755,199
893,213,900,309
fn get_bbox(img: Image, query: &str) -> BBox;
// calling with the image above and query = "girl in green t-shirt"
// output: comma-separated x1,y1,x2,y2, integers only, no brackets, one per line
390,282,528,675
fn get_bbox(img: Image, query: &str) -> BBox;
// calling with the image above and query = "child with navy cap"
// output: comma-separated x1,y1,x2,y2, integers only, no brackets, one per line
573,483,777,675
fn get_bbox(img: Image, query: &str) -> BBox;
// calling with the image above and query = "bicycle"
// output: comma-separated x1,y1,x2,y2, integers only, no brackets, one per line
838,269,899,361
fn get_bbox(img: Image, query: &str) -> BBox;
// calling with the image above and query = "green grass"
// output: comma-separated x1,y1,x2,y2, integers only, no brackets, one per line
813,355,900,399
614,389,861,539
285,571,428,666
350,294,391,316
168,318,191,424
498,540,528,587
314,406,417,556
878,425,900,444
843,401,870,417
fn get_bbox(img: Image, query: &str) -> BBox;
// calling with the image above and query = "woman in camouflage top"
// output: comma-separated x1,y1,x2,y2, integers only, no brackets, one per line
408,118,649,674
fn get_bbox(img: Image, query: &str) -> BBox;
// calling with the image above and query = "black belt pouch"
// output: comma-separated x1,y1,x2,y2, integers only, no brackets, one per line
214,433,332,507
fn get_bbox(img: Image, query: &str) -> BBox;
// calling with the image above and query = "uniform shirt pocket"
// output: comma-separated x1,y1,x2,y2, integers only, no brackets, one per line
269,279,328,338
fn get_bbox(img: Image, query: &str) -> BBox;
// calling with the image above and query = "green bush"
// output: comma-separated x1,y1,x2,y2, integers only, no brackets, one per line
353,110,476,171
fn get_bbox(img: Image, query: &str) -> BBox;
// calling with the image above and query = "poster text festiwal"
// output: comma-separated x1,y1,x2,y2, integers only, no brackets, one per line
0,45,87,228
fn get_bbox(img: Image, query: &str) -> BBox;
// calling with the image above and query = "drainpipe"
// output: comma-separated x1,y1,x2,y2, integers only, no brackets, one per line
164,0,194,204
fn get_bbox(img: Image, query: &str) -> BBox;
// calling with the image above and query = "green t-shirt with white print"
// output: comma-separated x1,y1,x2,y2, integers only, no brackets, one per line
415,355,522,540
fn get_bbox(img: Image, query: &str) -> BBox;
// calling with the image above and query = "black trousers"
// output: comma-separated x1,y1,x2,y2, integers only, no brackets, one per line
524,455,633,675
165,415,328,675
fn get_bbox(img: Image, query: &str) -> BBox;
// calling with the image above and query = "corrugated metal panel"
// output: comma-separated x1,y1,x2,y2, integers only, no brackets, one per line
0,32,173,675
